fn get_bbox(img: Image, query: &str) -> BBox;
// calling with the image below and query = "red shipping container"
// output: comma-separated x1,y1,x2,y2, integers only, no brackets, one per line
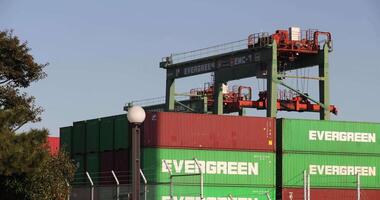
100,151,114,185
114,150,130,184
282,188,380,200
143,112,275,151
47,136,60,156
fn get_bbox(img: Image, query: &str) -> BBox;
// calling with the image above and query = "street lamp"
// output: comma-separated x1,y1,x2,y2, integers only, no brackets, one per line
127,105,146,200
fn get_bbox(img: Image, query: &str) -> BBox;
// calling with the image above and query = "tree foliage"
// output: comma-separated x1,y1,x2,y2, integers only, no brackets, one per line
0,30,47,87
0,30,76,200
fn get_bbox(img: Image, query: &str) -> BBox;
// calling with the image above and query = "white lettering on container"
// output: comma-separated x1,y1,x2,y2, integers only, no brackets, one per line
309,165,376,176
309,130,376,143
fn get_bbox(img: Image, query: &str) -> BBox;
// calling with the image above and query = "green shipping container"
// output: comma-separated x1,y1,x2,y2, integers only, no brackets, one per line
73,121,86,155
60,126,72,154
146,184,276,200
86,153,100,184
114,114,129,150
278,119,380,155
100,116,114,151
142,148,275,186
73,154,86,184
282,153,380,188
86,119,100,153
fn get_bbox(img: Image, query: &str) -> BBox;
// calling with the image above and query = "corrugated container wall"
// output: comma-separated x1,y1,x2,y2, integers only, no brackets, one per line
72,121,86,155
282,153,380,188
114,149,130,184
143,112,275,151
86,119,100,153
60,126,72,154
100,151,114,185
281,188,380,200
86,153,100,184
146,184,276,200
47,137,60,155
278,119,380,154
99,117,114,151
142,148,275,186
114,115,129,150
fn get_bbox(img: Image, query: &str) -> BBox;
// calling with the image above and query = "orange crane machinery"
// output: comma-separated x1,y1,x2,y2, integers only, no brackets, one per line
190,84,338,115
248,28,333,62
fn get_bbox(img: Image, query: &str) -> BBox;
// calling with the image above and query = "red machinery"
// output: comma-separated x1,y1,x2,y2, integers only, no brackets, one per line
248,28,332,61
190,84,338,115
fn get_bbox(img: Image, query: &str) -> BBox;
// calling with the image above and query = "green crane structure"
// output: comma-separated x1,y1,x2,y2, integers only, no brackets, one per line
159,27,334,120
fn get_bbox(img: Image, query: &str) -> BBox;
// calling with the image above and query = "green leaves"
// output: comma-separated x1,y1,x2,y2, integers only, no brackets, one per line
0,30,47,88
0,86,43,131
0,30,75,200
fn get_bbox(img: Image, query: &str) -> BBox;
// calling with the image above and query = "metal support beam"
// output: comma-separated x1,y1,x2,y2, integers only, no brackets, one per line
203,96,208,113
319,44,330,120
165,78,175,111
213,76,224,115
267,41,278,118
238,108,246,116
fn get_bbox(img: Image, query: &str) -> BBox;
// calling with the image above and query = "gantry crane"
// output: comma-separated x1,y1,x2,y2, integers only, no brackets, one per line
157,27,336,120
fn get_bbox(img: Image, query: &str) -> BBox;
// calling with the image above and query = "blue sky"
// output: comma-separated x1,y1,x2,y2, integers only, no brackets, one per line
1,0,379,136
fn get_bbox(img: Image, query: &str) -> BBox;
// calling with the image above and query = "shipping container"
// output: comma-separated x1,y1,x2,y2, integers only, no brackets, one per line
143,112,276,151
99,116,114,151
100,151,114,185
142,148,275,186
114,149,130,184
281,188,380,200
145,184,276,200
114,114,130,150
86,153,100,183
73,154,86,185
47,136,60,156
278,119,380,154
281,153,380,188
86,119,100,153
73,121,86,155
60,126,72,154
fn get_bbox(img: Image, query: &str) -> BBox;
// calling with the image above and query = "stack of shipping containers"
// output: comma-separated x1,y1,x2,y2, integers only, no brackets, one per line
142,112,277,200
60,113,380,200
59,114,131,199
277,119,380,199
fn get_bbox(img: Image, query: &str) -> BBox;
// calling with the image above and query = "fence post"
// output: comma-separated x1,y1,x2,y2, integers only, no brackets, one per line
111,170,120,200
307,172,310,200
357,174,361,200
86,171,94,200
265,191,272,200
194,158,204,200
140,169,148,200
65,179,70,200
163,160,173,200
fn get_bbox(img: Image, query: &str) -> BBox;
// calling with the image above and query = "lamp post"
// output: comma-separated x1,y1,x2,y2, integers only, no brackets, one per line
127,105,146,200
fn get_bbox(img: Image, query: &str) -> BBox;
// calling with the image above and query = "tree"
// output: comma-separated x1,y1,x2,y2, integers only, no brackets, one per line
0,30,76,200
0,30,46,131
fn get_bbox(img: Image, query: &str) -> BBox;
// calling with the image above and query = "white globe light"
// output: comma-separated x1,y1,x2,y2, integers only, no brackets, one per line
127,106,146,123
